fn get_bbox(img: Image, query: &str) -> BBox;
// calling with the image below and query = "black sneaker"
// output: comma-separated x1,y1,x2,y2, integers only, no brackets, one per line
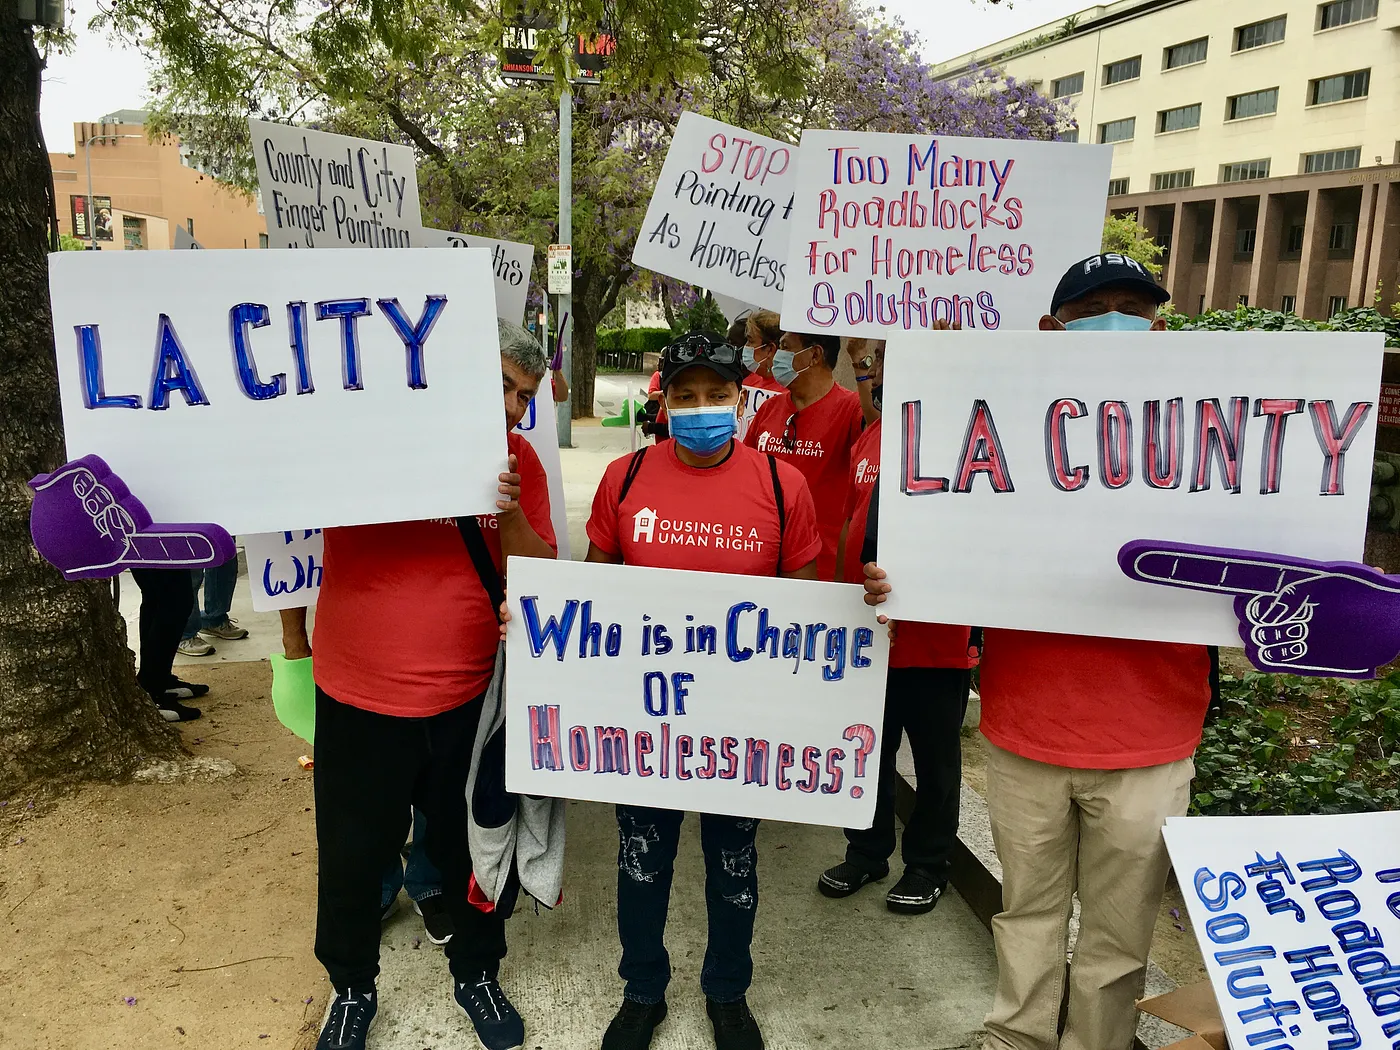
414,895,455,945
706,997,764,1050
455,973,524,1050
602,999,667,1050
163,678,209,700
155,698,201,722
316,987,377,1050
816,860,888,899
886,869,945,915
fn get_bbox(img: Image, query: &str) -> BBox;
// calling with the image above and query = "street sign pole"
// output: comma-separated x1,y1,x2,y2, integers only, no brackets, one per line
556,12,574,449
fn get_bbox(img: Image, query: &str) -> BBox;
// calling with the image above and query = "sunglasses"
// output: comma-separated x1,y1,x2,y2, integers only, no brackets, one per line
666,335,742,365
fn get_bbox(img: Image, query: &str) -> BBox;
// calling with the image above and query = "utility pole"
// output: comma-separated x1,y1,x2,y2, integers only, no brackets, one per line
555,11,574,449
81,126,142,249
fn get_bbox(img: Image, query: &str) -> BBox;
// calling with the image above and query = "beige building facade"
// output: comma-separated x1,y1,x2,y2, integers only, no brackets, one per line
933,0,1400,317
50,112,266,251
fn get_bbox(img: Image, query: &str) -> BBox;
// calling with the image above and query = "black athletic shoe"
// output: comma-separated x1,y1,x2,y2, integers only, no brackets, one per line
817,860,889,899
601,999,667,1050
886,869,945,915
455,973,524,1050
414,895,455,945
707,997,764,1050
155,699,201,722
316,987,377,1050
163,678,209,700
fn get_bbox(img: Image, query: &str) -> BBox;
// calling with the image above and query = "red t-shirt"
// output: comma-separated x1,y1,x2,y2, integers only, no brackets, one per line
843,419,974,670
744,383,864,581
647,371,667,426
979,630,1211,770
587,440,822,575
314,432,556,717
738,374,785,441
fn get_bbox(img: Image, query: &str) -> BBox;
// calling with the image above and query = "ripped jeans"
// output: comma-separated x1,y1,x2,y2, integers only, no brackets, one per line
615,804,760,1005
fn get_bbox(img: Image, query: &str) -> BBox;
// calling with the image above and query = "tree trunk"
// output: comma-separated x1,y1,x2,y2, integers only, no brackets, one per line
0,15,181,796
570,266,601,420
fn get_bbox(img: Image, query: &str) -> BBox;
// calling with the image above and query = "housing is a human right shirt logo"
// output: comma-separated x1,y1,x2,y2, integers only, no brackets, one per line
753,431,825,459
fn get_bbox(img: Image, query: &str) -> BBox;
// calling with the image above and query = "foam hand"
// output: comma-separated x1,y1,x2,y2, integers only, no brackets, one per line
29,455,235,580
1119,540,1400,679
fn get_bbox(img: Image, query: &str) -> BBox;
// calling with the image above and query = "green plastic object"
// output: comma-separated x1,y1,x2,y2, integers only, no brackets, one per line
271,653,315,745
601,400,643,427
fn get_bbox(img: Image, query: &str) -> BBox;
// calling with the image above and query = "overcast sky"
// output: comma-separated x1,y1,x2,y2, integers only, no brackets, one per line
40,0,1091,153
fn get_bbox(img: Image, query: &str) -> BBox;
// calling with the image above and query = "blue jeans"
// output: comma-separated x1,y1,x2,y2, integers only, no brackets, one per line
615,805,760,1005
381,808,443,910
182,558,238,638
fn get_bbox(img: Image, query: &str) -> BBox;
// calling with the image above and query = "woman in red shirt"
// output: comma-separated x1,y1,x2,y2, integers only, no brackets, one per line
586,332,821,1050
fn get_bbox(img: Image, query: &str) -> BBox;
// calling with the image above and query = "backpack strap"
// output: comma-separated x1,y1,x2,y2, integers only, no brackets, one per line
456,516,507,623
617,447,649,505
766,454,785,575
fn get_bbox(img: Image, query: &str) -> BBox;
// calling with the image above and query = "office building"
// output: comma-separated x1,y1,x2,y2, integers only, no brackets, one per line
933,0,1400,318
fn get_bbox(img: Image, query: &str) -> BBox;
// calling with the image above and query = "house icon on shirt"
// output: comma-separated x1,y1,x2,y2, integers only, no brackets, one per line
633,507,658,543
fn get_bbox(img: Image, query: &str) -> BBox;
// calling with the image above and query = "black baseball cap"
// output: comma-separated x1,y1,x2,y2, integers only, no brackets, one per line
1050,253,1171,316
658,331,748,388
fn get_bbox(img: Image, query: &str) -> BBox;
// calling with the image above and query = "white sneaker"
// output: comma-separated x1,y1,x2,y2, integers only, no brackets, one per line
177,636,215,657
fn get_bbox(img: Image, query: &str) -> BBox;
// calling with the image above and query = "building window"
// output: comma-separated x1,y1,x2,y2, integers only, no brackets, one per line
1309,69,1370,105
122,215,145,251
1198,295,1207,313
1157,104,1202,133
1285,225,1306,252
1329,295,1348,315
258,233,269,249
1329,222,1356,251
1152,169,1195,190
1164,38,1209,69
1235,228,1258,254
1318,0,1378,30
1100,119,1136,144
1107,177,1131,196
1238,294,1250,306
1222,159,1272,182
1303,147,1362,172
1061,128,1080,143
1052,72,1084,98
1103,56,1141,85
1227,88,1279,120
1235,15,1287,51
1281,295,1297,313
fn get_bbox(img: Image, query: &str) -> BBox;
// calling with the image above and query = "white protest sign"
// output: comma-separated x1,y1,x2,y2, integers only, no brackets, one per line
246,530,323,611
877,331,1384,646
505,558,890,827
632,112,795,312
249,119,422,249
1163,813,1400,1048
779,132,1111,335
421,227,535,325
50,248,506,535
513,398,570,561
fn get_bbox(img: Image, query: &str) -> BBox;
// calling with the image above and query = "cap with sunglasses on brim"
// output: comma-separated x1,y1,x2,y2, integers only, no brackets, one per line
658,330,749,388
1050,252,1171,316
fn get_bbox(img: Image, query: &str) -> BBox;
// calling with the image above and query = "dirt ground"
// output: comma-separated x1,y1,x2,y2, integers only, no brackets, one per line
959,728,1208,987
0,661,329,1050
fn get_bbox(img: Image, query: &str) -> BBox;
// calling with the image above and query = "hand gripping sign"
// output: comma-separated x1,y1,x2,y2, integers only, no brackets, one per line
1119,540,1400,679
29,454,234,580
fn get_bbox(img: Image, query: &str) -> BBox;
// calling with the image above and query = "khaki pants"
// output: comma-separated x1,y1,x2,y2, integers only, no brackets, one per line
982,739,1192,1050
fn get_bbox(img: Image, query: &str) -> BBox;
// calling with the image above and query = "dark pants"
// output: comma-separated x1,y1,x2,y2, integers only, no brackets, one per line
183,558,238,638
130,568,195,696
845,667,971,880
616,805,759,1005
313,688,506,992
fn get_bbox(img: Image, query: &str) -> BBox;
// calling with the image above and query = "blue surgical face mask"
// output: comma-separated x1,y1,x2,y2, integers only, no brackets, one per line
741,345,758,371
771,347,813,388
1063,311,1154,332
667,404,738,456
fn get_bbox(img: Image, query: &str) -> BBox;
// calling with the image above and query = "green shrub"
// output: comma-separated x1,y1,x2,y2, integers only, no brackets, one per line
1163,303,1399,347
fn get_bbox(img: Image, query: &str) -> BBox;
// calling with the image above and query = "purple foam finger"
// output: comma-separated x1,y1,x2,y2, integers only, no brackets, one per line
1118,540,1322,596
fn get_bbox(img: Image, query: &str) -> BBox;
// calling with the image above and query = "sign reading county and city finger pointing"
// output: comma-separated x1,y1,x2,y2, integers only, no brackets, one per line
505,558,890,828
780,131,1111,335
632,112,797,312
877,330,1385,648
49,247,505,535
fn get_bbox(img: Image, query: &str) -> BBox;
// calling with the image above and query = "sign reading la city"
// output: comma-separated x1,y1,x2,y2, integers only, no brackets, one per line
505,558,890,828
877,330,1385,646
249,118,422,249
632,112,796,312
780,132,1111,335
49,248,505,535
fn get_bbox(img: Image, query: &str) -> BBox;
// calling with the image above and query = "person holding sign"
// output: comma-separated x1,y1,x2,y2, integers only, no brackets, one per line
285,320,557,1050
585,332,822,1050
735,310,784,441
817,324,976,916
743,330,864,581
862,256,1216,1050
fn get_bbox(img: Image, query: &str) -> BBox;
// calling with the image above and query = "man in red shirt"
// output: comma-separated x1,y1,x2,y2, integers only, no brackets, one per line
282,320,557,1050
586,332,821,1050
861,255,1213,1050
743,330,864,581
815,329,977,916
